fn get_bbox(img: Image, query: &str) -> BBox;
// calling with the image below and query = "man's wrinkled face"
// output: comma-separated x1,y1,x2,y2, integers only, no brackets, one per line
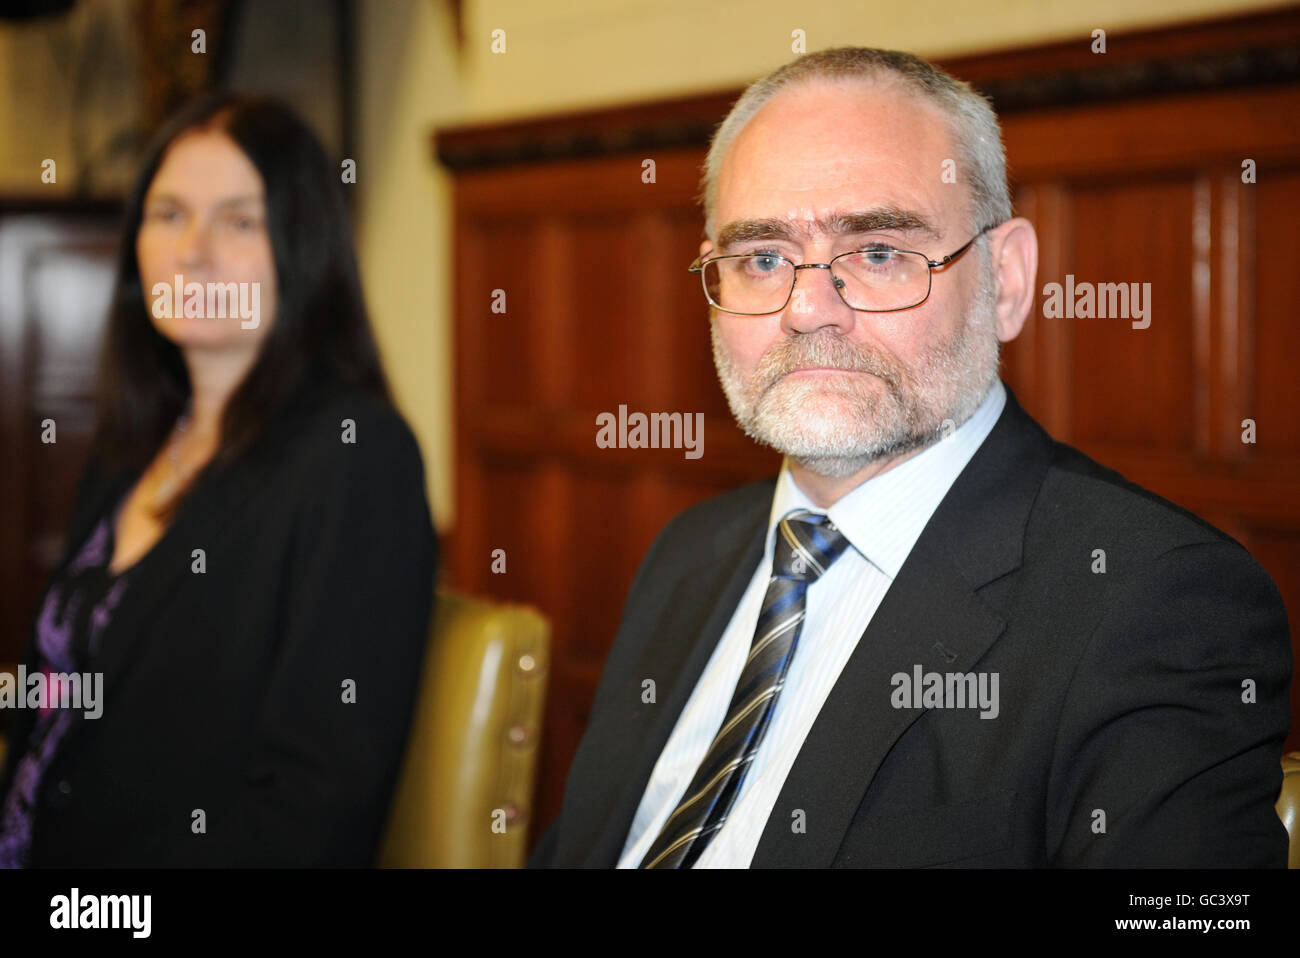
708,78,1000,477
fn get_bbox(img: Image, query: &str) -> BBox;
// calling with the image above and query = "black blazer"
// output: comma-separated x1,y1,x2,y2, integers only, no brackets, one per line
529,382,1293,868
0,381,437,867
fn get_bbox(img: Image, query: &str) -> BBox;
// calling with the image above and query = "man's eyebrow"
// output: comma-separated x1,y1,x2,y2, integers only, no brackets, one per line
715,208,942,251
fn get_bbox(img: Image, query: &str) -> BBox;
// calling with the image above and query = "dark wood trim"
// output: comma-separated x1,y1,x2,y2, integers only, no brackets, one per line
940,6,1300,84
0,197,123,218
436,91,739,172
432,7,1300,172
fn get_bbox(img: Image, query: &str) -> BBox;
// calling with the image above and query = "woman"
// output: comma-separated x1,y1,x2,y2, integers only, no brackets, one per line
0,92,437,867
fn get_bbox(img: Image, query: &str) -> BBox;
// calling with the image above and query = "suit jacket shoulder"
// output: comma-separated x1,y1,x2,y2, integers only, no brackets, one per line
1044,438,1246,549
1031,436,1285,626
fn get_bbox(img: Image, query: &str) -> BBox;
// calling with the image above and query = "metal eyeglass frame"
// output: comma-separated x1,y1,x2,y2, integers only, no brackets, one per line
687,223,1000,315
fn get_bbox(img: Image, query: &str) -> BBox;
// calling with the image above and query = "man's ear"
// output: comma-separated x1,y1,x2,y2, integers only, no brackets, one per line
989,217,1038,343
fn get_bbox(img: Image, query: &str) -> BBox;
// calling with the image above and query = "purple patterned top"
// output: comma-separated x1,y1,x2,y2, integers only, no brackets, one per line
0,497,132,868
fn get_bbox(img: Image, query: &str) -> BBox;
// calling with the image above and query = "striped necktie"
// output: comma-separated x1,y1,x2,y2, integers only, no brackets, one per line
639,508,852,868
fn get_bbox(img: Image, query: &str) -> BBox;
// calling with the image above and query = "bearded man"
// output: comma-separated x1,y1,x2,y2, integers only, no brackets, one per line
528,47,1292,869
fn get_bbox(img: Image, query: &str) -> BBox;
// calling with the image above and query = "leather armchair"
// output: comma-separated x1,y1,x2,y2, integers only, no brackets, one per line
1278,751,1300,869
377,588,551,867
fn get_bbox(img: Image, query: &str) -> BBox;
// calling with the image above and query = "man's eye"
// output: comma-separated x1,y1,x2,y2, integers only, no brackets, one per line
741,252,786,274
851,247,899,268
146,209,180,223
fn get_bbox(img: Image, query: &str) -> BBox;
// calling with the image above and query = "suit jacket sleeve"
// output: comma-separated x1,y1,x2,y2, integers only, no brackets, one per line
526,818,559,868
1046,539,1293,867
223,409,437,866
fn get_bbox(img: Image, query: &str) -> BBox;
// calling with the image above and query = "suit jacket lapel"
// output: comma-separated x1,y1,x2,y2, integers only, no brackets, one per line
29,382,328,752
84,382,334,697
35,458,265,754
750,385,1055,867
86,449,268,696
573,495,772,867
0,458,133,795
56,461,136,583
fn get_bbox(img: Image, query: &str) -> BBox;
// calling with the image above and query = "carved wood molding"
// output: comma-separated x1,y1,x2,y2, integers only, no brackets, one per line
433,8,1300,173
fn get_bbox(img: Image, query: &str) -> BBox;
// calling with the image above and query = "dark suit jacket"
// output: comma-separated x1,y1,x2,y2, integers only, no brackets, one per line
0,380,437,867
529,382,1292,867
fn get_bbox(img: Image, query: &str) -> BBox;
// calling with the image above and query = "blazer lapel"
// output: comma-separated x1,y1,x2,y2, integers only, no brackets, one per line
750,385,1055,867
0,460,134,797
39,382,329,747
572,489,773,866
34,456,267,756
85,383,331,696
55,462,136,584
87,450,268,697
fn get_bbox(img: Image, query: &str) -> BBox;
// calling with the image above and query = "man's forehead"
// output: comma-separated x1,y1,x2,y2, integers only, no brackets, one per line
713,82,958,243
733,77,950,159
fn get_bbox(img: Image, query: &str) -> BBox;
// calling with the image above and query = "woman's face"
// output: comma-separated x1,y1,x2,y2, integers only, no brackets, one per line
136,129,278,354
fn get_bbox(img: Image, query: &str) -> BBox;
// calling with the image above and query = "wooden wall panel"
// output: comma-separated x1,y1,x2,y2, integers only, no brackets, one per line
472,220,543,405
0,210,120,669
450,157,783,820
1066,177,1199,450
1253,168,1300,457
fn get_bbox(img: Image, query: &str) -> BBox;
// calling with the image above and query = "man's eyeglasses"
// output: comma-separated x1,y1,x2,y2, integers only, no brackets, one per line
688,224,999,315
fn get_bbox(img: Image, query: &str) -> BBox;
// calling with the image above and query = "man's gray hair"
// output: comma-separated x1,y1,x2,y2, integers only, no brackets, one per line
701,47,1012,243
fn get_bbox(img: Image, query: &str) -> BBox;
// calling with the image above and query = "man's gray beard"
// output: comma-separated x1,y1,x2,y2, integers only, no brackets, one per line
711,266,1001,478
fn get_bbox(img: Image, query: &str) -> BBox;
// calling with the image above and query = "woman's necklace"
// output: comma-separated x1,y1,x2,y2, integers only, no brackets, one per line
154,409,195,508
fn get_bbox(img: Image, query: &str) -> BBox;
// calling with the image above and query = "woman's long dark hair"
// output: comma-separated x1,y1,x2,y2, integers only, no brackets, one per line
93,90,390,495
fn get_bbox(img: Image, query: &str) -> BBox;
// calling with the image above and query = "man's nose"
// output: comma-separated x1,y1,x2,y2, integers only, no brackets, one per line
782,263,855,334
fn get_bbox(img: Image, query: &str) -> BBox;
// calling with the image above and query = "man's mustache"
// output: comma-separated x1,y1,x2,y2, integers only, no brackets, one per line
754,334,899,392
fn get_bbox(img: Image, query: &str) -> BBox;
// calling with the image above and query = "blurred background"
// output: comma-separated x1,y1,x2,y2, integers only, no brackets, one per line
1,0,1298,855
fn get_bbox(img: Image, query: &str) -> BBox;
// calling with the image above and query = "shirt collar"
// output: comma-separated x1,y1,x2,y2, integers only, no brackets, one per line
763,378,1007,579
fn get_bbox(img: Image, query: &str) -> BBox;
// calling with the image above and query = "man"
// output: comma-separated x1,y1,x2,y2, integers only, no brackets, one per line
529,48,1292,867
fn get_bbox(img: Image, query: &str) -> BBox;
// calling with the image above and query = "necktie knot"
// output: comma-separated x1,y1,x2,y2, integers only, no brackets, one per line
772,509,851,583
